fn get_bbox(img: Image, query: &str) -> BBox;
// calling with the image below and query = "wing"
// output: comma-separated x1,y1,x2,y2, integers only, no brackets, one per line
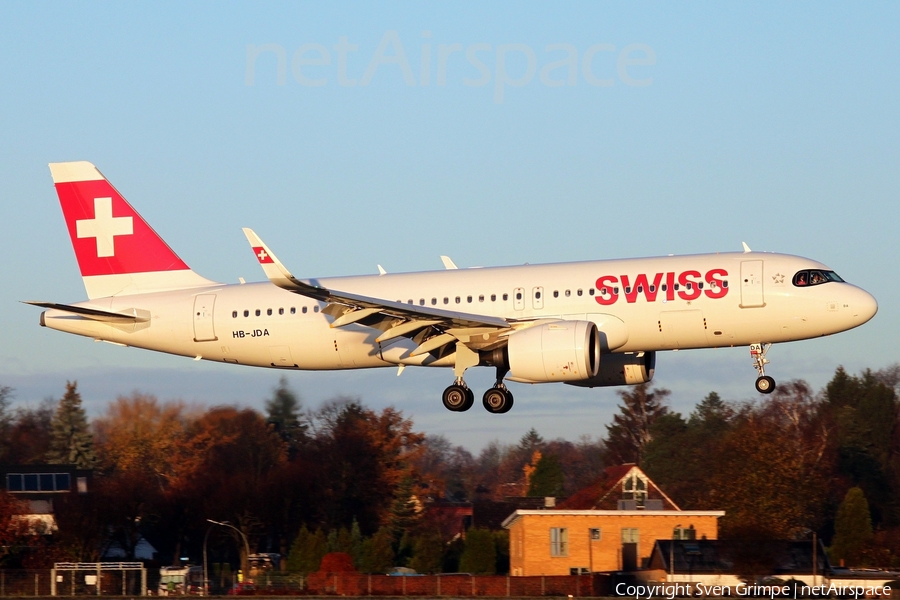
242,229,513,355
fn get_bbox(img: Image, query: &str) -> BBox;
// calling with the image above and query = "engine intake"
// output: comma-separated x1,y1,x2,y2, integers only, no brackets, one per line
506,320,600,383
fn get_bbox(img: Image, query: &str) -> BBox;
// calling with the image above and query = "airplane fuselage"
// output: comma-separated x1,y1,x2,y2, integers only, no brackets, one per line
41,251,875,373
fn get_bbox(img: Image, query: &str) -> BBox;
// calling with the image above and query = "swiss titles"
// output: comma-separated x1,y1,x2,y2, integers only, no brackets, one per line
595,269,728,306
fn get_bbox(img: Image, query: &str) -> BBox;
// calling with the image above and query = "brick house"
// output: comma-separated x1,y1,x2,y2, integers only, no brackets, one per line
503,464,724,575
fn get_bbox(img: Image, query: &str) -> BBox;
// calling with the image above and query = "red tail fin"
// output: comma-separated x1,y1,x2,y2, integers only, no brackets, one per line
49,162,216,298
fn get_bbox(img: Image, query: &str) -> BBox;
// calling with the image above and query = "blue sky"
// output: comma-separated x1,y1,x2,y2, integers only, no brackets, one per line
1,2,898,450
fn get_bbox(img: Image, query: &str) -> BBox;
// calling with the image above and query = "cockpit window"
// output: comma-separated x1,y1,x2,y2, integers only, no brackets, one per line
793,270,844,287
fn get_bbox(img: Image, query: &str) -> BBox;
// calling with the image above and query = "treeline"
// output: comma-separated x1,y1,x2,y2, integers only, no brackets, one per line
611,366,900,568
0,365,898,571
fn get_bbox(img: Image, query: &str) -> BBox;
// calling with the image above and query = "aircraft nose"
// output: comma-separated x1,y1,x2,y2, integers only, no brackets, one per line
848,286,878,325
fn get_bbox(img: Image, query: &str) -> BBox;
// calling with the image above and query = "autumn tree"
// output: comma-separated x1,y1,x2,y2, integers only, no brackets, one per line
47,381,97,468
3,398,54,465
604,384,670,465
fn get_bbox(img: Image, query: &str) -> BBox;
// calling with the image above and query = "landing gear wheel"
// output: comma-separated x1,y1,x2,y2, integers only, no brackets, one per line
442,384,472,412
482,387,514,414
755,376,776,394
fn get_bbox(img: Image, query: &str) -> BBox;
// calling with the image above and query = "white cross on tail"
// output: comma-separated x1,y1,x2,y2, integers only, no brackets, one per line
76,197,133,257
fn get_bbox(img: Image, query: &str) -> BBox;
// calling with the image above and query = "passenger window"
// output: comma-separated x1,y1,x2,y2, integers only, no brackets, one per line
491,294,497,302
649,286,656,293
625,287,632,294
577,289,583,296
443,297,449,304
314,306,319,313
589,288,595,296
661,284,667,291
516,292,522,300
267,308,273,316
723,281,729,288
290,307,296,314
565,290,571,297
674,284,680,291
302,307,308,314
432,298,437,305
243,310,249,317
232,311,238,318
467,296,472,303
535,291,541,299
255,309,261,316
502,293,509,301
698,282,704,289
420,299,425,305
279,308,284,315
479,295,484,302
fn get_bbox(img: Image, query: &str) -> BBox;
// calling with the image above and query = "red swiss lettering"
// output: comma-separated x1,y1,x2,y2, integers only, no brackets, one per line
594,275,619,305
704,268,729,299
677,270,702,300
622,273,664,303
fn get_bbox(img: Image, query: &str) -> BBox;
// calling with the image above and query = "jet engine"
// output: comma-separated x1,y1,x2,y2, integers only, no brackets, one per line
566,351,656,388
506,320,600,383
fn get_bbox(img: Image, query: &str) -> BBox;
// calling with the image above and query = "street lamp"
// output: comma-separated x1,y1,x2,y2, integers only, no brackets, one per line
670,524,681,583
207,519,251,590
202,523,215,596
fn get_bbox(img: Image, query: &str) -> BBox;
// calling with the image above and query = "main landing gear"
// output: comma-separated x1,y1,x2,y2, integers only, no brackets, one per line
750,342,776,394
442,365,514,414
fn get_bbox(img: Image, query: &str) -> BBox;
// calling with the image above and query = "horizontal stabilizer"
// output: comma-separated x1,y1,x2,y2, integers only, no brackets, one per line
23,301,147,323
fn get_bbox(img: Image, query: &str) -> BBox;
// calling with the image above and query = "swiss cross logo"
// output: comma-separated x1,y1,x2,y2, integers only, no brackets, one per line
75,197,134,258
253,247,273,264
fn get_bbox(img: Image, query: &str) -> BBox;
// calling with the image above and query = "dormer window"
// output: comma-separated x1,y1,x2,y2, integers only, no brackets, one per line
622,471,648,507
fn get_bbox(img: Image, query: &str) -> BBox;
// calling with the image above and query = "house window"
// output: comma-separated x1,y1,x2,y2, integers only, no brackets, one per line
622,471,648,507
621,528,639,544
674,525,696,540
590,528,601,541
550,527,568,557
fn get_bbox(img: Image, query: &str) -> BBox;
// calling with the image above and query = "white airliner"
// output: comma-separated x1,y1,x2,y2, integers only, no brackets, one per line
28,161,878,413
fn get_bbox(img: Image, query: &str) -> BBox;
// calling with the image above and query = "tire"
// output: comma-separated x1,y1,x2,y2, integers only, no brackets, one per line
482,387,514,414
442,384,469,411
755,375,776,394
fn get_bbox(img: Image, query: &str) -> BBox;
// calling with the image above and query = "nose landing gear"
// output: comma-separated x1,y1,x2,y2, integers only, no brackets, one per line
750,343,776,394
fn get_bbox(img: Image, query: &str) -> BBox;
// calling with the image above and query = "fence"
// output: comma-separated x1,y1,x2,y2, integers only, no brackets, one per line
305,572,611,596
0,569,609,596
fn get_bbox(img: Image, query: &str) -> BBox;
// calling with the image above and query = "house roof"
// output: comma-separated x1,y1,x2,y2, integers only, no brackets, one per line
557,463,680,511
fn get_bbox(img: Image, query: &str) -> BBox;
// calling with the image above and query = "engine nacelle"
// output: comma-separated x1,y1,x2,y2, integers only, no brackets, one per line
566,351,656,388
506,320,600,383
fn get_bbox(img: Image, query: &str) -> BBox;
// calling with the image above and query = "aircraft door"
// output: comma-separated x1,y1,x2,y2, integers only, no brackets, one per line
740,260,765,308
192,294,218,342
